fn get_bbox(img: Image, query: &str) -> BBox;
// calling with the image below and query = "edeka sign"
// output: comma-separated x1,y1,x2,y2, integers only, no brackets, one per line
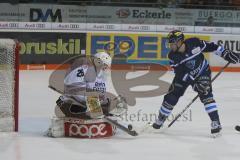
86,33,167,64
86,33,210,64
30,8,62,22
0,32,86,64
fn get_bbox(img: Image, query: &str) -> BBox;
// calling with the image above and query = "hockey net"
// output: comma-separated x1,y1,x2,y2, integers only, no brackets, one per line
0,39,19,132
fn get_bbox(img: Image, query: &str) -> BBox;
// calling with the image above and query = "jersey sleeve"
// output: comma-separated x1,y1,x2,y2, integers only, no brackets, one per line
64,67,86,86
199,40,219,52
63,66,87,96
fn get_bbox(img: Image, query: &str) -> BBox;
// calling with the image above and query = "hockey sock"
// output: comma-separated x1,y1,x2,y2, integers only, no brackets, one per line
204,102,220,122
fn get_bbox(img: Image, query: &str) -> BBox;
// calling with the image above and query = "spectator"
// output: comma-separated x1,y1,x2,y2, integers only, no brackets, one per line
230,0,240,5
206,16,215,26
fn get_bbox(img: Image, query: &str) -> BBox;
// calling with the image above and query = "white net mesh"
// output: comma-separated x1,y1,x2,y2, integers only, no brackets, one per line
0,39,17,132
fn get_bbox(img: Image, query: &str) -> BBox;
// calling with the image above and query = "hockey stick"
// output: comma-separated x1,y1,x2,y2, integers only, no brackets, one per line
168,62,231,128
104,116,138,136
48,85,63,94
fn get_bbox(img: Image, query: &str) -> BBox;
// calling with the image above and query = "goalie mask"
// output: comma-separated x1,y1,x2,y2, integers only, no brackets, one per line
94,52,112,71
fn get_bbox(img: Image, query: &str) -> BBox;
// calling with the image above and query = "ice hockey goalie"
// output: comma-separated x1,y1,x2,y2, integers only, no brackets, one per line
47,52,127,138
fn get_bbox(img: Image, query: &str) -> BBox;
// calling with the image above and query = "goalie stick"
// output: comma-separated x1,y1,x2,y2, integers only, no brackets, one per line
104,116,138,136
49,85,138,136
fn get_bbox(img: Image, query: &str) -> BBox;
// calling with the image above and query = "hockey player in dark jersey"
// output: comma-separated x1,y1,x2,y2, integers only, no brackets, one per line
152,30,240,137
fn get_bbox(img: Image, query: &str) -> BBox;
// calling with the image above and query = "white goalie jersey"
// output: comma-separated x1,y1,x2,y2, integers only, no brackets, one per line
49,53,127,118
63,57,108,104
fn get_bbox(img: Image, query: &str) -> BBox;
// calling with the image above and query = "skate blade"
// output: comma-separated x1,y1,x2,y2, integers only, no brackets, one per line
138,122,167,134
137,122,153,134
211,132,222,138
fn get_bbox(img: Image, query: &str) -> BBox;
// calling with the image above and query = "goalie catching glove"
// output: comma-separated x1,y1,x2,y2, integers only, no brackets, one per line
108,95,127,116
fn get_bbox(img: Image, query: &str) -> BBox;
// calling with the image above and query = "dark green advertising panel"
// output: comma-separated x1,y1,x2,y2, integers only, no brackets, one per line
0,32,86,64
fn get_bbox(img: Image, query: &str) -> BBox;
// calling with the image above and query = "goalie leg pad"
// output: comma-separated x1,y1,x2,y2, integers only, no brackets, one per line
46,117,117,138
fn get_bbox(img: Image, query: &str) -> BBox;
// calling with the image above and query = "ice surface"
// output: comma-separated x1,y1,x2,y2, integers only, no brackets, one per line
0,70,240,160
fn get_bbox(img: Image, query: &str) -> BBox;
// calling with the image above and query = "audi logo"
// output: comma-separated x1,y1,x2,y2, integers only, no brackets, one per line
9,23,18,28
36,23,45,28
105,25,114,29
70,24,79,28
140,26,150,30
177,27,185,31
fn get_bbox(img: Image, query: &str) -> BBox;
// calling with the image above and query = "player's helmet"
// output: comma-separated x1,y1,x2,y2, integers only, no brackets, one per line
167,30,184,43
94,52,112,67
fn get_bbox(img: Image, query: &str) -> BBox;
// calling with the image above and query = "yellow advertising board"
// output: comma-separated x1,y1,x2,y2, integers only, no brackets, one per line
86,32,210,63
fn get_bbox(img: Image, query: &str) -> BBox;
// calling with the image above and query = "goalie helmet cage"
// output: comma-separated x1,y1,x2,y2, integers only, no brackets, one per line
0,39,19,132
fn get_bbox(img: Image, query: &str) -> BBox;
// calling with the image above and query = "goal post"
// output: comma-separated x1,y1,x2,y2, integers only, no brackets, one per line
0,39,19,132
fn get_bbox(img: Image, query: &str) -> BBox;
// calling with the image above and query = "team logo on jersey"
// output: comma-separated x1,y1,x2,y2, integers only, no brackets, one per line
191,47,201,54
185,60,195,70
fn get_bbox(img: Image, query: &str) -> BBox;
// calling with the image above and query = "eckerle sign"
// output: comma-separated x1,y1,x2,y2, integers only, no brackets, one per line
116,8,171,19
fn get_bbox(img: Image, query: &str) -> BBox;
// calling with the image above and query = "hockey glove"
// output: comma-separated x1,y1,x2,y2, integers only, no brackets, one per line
193,76,211,95
216,47,240,64
222,49,240,64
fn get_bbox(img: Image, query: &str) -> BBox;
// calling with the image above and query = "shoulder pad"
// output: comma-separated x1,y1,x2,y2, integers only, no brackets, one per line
184,37,200,45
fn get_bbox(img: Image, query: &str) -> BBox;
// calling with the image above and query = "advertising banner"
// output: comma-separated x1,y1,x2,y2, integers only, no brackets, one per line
1,3,240,27
0,3,194,25
194,9,240,27
86,32,210,64
0,32,86,64
210,35,240,67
